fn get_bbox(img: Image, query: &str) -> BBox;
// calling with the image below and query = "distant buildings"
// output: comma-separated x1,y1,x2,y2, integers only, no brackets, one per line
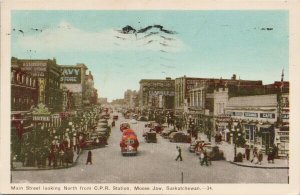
139,77,175,110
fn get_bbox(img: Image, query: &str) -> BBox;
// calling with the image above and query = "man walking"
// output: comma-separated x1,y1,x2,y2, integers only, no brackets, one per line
175,146,183,161
86,150,92,165
201,149,209,166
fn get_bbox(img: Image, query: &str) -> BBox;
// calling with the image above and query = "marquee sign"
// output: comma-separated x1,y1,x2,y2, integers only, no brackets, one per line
60,67,81,83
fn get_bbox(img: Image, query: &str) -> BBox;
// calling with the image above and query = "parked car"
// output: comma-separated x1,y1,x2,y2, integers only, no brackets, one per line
143,131,157,143
137,116,148,121
161,129,177,138
169,132,191,143
113,115,119,120
99,119,108,124
197,145,224,161
95,127,110,137
189,139,203,153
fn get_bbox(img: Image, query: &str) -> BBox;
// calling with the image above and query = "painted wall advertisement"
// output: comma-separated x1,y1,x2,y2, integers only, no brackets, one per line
60,67,81,84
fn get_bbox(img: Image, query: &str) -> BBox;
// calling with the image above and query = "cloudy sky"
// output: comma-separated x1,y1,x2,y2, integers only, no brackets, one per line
11,11,288,101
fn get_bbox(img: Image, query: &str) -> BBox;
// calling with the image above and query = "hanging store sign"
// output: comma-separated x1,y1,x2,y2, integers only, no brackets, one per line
244,112,258,118
281,114,289,119
60,67,81,83
260,113,275,119
227,111,243,117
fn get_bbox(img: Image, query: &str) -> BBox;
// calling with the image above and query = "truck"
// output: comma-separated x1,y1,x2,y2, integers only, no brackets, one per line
120,129,139,156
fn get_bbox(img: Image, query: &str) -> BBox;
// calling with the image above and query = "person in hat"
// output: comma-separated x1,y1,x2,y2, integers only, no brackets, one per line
86,150,92,165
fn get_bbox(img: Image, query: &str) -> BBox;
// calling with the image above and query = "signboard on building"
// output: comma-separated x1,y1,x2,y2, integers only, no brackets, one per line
33,115,51,122
227,111,243,117
260,113,275,119
21,61,48,77
149,90,175,97
61,67,81,83
244,112,258,118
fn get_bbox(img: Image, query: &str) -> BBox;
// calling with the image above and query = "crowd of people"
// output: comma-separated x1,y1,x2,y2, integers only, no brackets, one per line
13,107,102,169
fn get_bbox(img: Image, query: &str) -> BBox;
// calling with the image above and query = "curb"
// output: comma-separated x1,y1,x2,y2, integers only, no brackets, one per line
229,161,289,169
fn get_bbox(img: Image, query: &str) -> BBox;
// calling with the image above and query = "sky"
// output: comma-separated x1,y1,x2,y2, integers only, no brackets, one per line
11,10,289,101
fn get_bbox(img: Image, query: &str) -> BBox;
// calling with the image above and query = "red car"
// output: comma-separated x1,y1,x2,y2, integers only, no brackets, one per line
120,134,139,156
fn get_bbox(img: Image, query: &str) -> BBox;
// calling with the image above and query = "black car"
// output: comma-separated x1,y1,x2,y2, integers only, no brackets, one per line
161,129,177,138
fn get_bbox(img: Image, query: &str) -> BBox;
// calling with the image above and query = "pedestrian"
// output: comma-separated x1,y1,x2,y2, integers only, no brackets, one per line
200,149,209,166
175,146,183,161
59,149,65,167
251,147,258,163
268,147,275,163
258,150,263,165
245,145,250,161
86,150,92,165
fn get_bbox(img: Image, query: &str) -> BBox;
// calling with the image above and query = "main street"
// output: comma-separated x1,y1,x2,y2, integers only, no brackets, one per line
12,113,288,183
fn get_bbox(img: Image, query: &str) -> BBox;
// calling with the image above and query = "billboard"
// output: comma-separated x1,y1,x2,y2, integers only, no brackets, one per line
60,67,81,83
20,61,48,77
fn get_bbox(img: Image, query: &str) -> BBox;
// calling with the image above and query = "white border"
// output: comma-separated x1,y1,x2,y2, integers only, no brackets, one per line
1,0,300,194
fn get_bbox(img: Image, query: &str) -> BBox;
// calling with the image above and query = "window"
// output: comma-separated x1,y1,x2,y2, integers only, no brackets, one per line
16,73,20,83
244,125,256,142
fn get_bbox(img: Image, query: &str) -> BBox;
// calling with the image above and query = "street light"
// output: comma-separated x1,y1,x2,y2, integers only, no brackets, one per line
230,126,241,162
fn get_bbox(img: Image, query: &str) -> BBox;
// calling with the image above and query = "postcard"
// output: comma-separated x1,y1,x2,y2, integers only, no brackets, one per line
1,0,300,194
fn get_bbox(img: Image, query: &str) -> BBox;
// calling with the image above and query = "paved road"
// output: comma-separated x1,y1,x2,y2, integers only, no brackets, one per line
12,113,288,183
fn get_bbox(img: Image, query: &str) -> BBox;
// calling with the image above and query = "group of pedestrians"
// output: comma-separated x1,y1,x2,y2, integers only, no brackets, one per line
244,145,277,165
175,144,211,166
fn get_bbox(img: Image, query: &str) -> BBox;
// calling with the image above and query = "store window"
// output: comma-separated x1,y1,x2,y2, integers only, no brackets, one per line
244,124,256,142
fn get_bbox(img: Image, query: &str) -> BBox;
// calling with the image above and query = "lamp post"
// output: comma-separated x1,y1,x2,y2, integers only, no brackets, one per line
230,126,241,162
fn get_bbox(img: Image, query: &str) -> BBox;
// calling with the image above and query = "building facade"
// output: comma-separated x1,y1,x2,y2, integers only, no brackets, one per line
60,64,88,110
139,78,175,110
12,57,63,112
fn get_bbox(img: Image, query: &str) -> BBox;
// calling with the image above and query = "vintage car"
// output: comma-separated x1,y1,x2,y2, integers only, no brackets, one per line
169,132,191,143
99,119,108,124
197,145,224,161
189,139,203,153
144,122,163,134
83,133,108,149
143,131,157,143
120,122,130,132
120,133,139,156
137,116,148,121
161,129,177,138
195,141,212,155
95,127,110,137
113,115,119,120
122,129,137,137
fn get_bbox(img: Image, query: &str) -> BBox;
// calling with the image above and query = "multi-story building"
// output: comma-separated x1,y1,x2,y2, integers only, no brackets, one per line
139,77,175,110
175,74,263,111
124,90,139,109
60,63,88,110
84,71,98,106
11,57,63,112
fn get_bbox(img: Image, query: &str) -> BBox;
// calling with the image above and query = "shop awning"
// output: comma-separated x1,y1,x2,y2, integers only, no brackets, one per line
260,124,272,129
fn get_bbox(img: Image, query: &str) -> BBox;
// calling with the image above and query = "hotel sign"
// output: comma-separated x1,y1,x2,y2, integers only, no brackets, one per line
33,115,51,122
61,67,81,83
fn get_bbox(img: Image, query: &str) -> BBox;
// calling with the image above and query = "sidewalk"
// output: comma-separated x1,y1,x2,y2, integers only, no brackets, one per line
197,132,289,169
12,150,81,171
